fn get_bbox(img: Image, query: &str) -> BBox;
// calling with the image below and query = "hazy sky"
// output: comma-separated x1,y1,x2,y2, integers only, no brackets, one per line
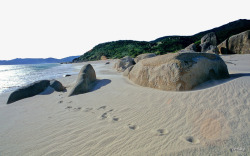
0,0,249,60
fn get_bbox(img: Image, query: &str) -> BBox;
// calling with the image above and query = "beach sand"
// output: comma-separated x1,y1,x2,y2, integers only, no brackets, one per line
0,55,249,155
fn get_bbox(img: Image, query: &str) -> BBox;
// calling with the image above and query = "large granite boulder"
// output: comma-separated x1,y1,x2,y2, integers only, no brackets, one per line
134,53,156,63
68,64,96,96
200,32,217,52
114,56,135,72
50,80,66,92
217,30,250,54
7,80,50,104
128,52,229,91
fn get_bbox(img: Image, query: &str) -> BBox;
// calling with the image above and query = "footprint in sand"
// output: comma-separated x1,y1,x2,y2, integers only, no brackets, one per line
112,116,120,121
156,129,169,136
101,112,108,119
97,106,106,110
100,109,114,120
181,136,200,144
73,107,82,111
128,124,139,130
65,106,72,110
58,100,63,104
84,108,93,112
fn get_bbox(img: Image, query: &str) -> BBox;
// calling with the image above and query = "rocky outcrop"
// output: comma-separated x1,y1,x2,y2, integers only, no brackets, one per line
200,32,217,52
114,56,135,72
134,53,156,63
68,64,96,96
217,30,250,54
7,80,50,104
128,52,229,91
50,80,66,92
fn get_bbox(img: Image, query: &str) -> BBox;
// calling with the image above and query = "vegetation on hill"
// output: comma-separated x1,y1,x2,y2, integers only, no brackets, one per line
74,19,250,62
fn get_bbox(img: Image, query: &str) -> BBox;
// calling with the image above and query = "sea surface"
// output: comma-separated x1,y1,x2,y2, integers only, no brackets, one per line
0,63,78,94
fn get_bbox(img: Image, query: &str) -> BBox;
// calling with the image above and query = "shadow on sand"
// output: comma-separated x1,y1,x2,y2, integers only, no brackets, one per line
193,73,250,91
40,87,67,95
90,79,111,92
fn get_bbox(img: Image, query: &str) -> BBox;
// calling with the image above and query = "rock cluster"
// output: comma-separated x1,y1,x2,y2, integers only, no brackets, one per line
7,80,66,104
217,30,250,54
7,64,98,104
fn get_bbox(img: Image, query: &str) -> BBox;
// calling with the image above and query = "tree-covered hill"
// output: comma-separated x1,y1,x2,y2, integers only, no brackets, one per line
74,19,250,62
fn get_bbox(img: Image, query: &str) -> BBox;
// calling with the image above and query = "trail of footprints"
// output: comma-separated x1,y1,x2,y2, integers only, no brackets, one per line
60,97,200,144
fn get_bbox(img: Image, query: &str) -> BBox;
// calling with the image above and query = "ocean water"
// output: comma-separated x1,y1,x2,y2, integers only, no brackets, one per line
0,63,78,94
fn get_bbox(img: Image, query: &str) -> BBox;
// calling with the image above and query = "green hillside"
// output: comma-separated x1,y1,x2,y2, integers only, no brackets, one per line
74,19,250,62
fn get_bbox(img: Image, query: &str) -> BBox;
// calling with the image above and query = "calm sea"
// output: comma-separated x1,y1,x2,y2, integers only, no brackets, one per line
0,63,77,94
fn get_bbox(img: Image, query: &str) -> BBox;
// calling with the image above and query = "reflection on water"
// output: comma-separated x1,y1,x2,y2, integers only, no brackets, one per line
0,64,77,94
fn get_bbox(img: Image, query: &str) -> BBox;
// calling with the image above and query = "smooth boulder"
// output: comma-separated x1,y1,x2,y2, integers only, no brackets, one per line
217,30,250,54
200,32,217,52
50,80,66,92
134,53,156,63
114,56,135,72
128,52,229,91
7,80,50,104
68,64,96,96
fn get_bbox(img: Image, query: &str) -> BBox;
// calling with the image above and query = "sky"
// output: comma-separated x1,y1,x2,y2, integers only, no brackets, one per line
0,0,249,60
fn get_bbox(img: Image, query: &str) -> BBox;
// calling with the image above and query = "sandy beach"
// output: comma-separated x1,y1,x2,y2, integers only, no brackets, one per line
0,54,249,155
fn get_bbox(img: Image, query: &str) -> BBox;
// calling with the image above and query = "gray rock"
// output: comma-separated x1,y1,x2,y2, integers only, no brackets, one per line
114,56,135,72
184,43,197,52
200,32,217,52
134,53,156,63
217,30,250,54
63,74,71,77
68,64,96,96
128,52,229,91
7,80,50,104
50,80,65,92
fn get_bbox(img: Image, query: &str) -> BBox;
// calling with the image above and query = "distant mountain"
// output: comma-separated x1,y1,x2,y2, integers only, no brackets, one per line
74,19,250,62
0,56,80,65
